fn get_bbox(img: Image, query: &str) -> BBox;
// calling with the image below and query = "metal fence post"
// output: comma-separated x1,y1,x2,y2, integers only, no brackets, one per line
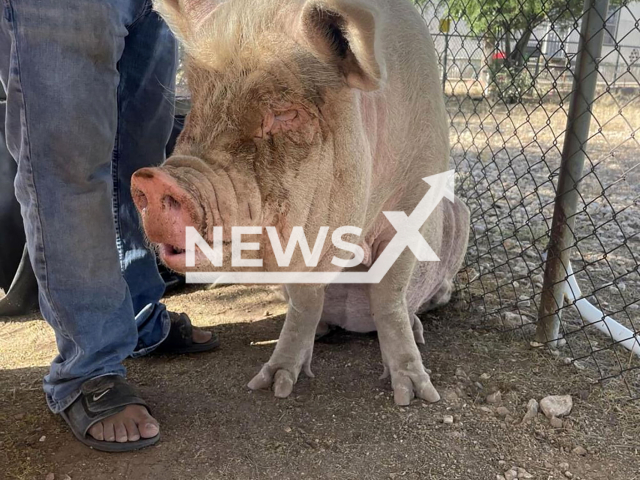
536,0,610,345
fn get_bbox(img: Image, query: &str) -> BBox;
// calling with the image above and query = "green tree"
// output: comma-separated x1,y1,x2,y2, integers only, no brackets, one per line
418,0,624,99
445,0,586,67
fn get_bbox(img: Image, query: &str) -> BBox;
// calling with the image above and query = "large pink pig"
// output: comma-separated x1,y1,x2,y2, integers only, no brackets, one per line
131,0,470,405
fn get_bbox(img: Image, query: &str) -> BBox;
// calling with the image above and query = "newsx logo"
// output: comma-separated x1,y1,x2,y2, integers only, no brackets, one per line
187,225,365,269
185,170,455,284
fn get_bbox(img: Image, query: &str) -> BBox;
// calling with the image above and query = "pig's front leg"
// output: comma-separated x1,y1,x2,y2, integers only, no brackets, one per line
369,253,440,406
248,284,324,398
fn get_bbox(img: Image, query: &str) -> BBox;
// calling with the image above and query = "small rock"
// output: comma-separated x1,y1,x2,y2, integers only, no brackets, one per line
263,310,272,317
39,435,46,442
455,367,467,379
540,395,573,418
572,446,587,456
60,476,71,480
521,398,539,424
487,391,502,404
442,390,459,402
518,467,533,479
284,427,292,433
442,415,454,424
530,341,544,348
544,461,553,469
550,416,563,428
480,406,493,413
564,471,573,479
496,475,506,480
504,469,518,480
559,462,569,470
562,357,573,365
480,373,491,380
496,407,510,418
45,474,55,480
533,274,544,286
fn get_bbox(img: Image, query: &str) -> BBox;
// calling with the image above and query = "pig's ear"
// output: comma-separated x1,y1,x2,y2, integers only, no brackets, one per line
153,0,221,41
300,0,386,92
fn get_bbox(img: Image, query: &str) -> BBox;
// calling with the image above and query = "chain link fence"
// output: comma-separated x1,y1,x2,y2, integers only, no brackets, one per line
415,0,640,399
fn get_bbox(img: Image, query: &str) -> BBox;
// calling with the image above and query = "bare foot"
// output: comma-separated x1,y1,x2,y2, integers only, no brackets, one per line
88,327,210,443
88,404,158,442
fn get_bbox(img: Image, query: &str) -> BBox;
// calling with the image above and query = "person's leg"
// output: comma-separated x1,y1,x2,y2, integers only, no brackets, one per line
113,7,213,359
112,5,175,353
0,0,157,428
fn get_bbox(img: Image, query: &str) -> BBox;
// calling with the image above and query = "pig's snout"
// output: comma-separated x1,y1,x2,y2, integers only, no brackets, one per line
131,167,203,267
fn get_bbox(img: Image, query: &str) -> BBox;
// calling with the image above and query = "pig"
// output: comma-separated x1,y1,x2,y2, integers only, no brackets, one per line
131,0,470,405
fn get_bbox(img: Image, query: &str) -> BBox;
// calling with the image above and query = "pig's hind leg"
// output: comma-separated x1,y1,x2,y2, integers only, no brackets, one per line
248,284,325,398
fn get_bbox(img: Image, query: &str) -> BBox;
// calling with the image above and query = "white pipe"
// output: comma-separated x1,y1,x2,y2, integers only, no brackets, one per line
563,262,640,357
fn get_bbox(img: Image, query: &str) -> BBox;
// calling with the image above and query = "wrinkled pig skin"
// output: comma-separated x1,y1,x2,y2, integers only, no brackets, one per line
132,0,471,405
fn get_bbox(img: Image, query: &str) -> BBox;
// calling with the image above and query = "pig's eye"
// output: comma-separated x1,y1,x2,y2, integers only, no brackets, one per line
274,110,298,124
254,106,310,139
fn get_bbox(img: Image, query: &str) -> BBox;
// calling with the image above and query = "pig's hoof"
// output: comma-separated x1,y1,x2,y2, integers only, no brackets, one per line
248,363,309,399
389,369,440,406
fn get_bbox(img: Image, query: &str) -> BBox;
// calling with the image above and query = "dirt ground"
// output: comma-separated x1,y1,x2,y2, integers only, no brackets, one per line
1,284,639,480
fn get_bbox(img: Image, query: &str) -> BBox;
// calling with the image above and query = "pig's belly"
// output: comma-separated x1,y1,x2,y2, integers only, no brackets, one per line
320,262,439,332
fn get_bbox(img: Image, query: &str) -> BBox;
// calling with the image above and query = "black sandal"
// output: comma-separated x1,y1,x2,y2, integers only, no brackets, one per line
60,375,159,452
152,312,220,355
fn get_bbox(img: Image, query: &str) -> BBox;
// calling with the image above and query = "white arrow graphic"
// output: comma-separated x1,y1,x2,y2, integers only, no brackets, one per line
186,170,456,284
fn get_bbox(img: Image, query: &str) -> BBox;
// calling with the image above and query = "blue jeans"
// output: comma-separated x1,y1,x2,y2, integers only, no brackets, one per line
0,0,177,413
